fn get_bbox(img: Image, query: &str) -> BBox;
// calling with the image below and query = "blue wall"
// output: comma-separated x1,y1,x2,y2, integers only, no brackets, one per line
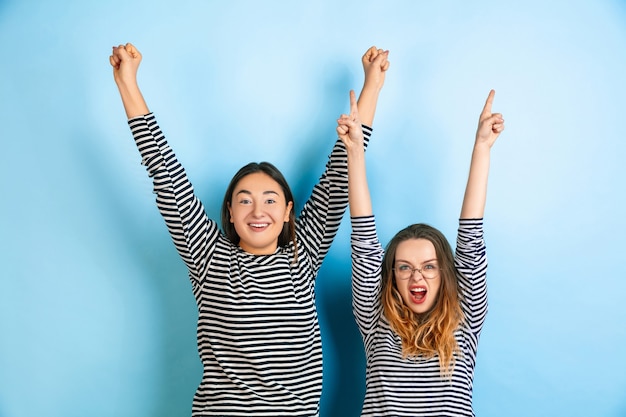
1,1,625,416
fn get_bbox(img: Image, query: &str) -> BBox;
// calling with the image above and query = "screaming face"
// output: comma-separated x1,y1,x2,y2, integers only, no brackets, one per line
393,238,441,314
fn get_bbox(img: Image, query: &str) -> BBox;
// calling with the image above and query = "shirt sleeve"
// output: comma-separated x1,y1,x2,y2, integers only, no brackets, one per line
128,113,220,288
296,125,372,274
350,215,384,340
455,218,488,337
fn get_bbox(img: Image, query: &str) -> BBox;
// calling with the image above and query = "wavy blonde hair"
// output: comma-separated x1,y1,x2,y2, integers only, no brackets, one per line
381,223,464,376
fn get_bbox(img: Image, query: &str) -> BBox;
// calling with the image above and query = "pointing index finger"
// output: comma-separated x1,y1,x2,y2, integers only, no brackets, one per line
481,89,496,116
349,90,358,116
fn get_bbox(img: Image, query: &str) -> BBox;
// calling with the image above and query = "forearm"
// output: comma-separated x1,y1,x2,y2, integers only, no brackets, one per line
297,138,350,267
351,216,384,337
460,143,491,219
356,84,382,127
455,219,488,332
116,79,150,119
129,114,216,280
347,145,372,217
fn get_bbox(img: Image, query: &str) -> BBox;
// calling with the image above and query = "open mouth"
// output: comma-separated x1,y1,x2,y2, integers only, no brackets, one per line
409,287,427,303
249,223,270,231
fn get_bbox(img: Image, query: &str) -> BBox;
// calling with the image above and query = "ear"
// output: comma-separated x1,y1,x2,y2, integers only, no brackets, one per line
284,201,293,222
227,202,234,223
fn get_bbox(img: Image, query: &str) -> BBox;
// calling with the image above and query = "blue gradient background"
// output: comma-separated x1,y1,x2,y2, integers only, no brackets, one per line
1,1,625,416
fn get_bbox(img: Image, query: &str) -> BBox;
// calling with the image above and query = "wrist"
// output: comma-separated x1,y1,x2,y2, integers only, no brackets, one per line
472,141,492,154
361,82,383,96
345,143,366,158
115,75,139,90
116,81,149,118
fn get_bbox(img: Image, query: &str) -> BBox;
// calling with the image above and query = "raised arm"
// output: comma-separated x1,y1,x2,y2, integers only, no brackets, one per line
337,90,372,217
109,42,218,287
460,90,505,219
294,48,387,269
109,43,150,118
357,46,390,127
337,46,389,215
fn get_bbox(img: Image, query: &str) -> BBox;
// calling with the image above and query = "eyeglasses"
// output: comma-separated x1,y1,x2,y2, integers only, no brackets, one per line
393,262,440,280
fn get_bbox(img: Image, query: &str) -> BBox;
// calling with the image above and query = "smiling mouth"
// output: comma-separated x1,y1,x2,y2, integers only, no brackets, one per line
249,223,270,230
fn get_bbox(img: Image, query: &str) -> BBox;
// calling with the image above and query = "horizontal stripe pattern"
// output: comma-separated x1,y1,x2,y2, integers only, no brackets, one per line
351,216,488,416
128,113,371,416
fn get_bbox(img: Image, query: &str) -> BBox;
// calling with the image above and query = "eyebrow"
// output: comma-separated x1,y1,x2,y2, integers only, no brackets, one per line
235,190,280,196
395,258,438,265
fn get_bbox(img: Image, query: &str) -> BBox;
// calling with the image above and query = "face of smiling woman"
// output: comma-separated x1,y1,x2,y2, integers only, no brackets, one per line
394,238,442,314
227,172,293,255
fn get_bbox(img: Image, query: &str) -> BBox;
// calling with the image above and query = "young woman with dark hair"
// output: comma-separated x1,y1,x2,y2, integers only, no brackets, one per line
109,43,389,416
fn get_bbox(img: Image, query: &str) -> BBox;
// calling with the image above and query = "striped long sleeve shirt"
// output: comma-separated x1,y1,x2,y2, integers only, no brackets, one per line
351,216,488,417
129,113,371,416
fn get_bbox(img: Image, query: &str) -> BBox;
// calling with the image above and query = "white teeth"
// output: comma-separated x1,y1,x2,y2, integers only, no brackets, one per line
250,223,269,227
410,288,426,294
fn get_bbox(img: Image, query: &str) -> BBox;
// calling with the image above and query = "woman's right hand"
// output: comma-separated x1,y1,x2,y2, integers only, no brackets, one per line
109,42,149,118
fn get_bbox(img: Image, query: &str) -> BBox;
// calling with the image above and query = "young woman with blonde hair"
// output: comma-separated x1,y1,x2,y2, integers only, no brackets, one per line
337,89,504,416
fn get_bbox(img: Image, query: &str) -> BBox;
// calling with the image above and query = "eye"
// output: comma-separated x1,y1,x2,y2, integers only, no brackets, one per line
238,198,252,205
397,264,412,272
265,198,276,204
423,263,438,271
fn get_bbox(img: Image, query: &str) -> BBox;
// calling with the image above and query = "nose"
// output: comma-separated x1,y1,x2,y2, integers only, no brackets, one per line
410,269,426,282
251,202,264,217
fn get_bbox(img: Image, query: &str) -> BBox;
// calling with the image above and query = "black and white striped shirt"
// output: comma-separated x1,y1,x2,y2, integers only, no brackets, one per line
129,113,371,416
351,216,488,417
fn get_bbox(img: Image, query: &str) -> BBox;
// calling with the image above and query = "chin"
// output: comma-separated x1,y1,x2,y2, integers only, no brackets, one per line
408,301,436,315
